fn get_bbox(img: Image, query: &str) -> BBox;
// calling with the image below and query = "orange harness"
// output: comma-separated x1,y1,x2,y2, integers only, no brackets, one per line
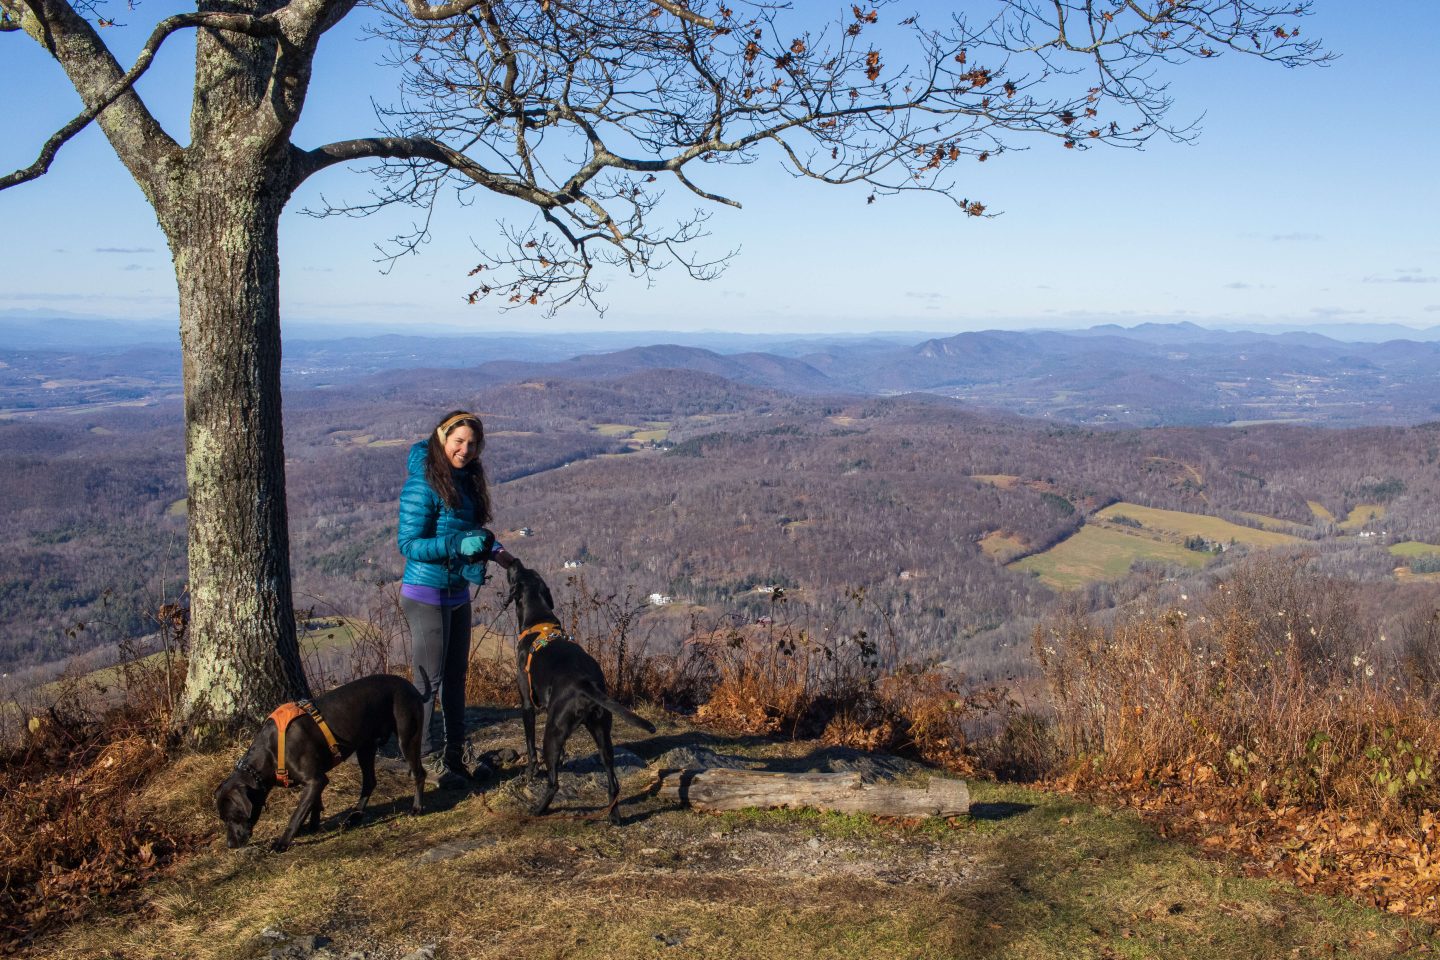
269,699,343,788
518,622,564,706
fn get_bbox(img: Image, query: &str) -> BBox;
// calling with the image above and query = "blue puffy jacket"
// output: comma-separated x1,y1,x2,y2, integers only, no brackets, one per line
397,441,493,589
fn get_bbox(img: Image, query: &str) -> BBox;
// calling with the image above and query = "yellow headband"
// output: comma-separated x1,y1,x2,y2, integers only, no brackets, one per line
436,412,478,442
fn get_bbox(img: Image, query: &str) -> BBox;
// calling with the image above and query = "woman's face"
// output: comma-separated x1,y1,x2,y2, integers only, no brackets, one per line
443,424,480,469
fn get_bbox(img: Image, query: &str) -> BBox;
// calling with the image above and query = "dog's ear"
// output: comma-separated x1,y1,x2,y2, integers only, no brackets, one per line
245,785,266,826
216,782,253,822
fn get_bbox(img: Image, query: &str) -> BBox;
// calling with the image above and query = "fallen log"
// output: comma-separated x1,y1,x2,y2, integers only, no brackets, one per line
651,767,970,818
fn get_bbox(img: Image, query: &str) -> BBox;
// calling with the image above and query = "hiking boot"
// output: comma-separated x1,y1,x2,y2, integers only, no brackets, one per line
423,753,469,790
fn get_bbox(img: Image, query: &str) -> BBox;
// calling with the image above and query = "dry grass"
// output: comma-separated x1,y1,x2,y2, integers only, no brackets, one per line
0,643,199,951
1035,554,1440,918
978,530,1028,563
30,763,1440,960
12,562,1440,953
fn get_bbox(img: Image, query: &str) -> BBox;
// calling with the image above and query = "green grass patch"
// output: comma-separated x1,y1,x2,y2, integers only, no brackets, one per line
1390,541,1440,559
1307,500,1336,523
1094,503,1302,548
1235,510,1310,534
166,497,188,517
1009,524,1208,591
1339,502,1387,531
593,422,636,437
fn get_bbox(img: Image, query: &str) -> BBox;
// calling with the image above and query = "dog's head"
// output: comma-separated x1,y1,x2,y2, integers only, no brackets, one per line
506,560,556,629
215,761,270,849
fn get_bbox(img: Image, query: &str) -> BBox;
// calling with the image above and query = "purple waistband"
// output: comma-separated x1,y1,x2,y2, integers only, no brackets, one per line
401,583,471,607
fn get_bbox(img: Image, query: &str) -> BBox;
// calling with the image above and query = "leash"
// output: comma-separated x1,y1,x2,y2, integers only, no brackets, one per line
269,698,343,788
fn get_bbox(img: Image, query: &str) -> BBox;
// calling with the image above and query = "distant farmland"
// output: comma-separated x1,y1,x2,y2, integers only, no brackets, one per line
1009,501,1305,590
1094,502,1304,548
1009,525,1208,591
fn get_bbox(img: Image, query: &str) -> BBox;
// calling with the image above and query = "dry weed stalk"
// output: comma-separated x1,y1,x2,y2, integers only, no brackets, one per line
0,600,198,949
1036,556,1440,825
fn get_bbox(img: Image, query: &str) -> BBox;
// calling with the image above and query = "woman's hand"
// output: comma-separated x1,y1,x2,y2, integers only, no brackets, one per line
457,531,493,558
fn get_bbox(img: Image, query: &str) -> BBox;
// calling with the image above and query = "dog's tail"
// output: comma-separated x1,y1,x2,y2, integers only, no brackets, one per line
413,665,435,704
579,685,657,734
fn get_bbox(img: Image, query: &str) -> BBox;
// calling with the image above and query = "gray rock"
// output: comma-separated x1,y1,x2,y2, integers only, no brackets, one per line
650,745,740,771
774,746,924,782
419,837,492,863
497,746,647,806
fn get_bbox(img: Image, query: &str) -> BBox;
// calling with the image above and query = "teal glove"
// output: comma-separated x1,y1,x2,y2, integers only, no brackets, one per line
458,531,493,558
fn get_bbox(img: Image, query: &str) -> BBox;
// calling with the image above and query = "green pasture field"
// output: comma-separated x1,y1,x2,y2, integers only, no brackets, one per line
1009,524,1208,591
594,420,671,443
1094,502,1302,548
631,420,672,443
1234,511,1311,534
593,422,636,437
1338,502,1387,530
1390,541,1440,559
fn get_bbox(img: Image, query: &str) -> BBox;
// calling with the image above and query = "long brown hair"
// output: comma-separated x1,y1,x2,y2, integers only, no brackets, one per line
424,410,493,524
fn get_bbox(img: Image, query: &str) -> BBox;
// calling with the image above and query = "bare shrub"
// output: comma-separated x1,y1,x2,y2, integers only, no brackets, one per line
0,604,196,950
1398,603,1440,693
1035,555,1440,824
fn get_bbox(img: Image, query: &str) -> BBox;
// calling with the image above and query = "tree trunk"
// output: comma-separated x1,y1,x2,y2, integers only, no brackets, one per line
164,168,309,731
651,768,971,818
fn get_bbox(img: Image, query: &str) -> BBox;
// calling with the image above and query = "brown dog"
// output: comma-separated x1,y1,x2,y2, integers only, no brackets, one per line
507,561,655,822
214,673,427,852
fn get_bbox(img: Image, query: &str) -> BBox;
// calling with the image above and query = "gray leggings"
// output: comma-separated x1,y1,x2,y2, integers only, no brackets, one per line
401,597,471,762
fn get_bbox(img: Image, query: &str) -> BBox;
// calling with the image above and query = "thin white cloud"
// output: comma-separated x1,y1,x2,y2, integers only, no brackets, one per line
1363,269,1436,285
95,246,157,254
1308,306,1369,318
0,291,172,304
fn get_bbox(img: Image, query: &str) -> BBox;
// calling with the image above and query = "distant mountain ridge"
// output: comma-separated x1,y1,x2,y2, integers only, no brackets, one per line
4,320,1438,427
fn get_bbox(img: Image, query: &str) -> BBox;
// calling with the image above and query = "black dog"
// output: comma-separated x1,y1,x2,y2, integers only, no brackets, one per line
214,673,427,852
508,561,656,822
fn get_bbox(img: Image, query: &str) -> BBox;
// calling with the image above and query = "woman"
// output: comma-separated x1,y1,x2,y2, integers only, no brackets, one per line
397,409,514,788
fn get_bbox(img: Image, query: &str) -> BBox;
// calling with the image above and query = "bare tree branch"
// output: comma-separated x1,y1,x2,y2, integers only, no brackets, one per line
292,0,1329,313
1,11,281,191
2,0,193,194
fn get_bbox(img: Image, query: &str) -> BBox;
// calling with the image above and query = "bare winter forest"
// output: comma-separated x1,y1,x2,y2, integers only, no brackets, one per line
3,355,1437,688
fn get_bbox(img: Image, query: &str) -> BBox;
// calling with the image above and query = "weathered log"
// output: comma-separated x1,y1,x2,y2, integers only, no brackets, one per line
651,768,970,818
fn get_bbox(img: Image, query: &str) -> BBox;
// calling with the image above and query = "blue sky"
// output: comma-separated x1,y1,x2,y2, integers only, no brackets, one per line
2,2,1437,336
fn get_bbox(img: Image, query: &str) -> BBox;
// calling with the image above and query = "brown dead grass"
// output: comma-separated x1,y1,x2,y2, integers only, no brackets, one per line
0,666,200,950
1036,553,1440,920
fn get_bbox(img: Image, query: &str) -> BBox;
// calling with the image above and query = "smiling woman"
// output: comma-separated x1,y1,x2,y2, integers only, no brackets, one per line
395,408,516,787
